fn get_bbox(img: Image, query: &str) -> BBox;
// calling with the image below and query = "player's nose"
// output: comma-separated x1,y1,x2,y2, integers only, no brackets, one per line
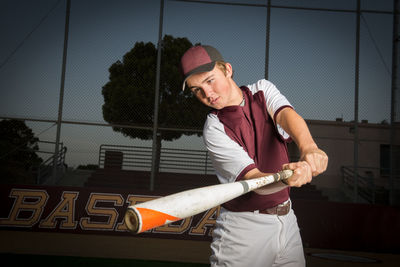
202,86,214,98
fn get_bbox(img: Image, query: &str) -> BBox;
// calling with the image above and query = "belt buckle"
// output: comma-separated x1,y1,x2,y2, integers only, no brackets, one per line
260,200,290,216
276,202,290,216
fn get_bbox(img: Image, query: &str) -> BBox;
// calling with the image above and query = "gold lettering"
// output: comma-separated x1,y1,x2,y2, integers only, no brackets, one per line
39,191,79,229
0,189,48,227
116,195,156,232
80,193,123,230
153,217,192,234
189,206,219,236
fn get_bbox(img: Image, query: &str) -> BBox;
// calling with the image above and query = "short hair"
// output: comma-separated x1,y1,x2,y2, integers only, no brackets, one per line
216,61,234,78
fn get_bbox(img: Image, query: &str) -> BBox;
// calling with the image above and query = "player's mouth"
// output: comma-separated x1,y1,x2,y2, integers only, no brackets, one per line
209,97,219,106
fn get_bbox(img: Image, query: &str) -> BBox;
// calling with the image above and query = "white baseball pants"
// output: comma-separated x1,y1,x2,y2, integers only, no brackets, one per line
210,206,305,267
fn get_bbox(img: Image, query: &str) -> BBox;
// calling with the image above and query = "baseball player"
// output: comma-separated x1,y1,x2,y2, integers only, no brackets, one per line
180,45,328,267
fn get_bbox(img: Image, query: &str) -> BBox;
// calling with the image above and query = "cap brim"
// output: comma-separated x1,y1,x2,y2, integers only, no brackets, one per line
182,61,216,91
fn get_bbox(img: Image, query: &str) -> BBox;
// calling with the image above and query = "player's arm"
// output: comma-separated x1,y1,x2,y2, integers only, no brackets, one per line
205,114,288,193
275,107,328,187
242,167,288,194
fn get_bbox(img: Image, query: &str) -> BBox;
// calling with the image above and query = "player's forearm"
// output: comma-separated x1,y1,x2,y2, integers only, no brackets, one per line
242,168,288,194
276,107,317,156
277,107,328,176
242,167,271,179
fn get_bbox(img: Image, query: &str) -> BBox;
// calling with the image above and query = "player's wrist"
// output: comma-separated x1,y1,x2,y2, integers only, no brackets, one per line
299,143,319,158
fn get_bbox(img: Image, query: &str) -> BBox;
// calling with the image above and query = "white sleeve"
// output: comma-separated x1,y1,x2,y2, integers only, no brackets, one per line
247,79,292,140
203,114,255,184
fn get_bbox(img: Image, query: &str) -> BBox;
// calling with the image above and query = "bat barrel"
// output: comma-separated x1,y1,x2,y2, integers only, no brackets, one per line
125,205,182,234
124,170,293,234
125,207,141,234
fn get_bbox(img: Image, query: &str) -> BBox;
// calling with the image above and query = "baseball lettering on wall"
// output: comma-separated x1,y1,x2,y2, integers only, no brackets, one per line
0,185,218,241
125,170,293,233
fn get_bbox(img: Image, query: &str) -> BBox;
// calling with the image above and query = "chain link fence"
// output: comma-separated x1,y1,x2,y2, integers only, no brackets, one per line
0,0,398,204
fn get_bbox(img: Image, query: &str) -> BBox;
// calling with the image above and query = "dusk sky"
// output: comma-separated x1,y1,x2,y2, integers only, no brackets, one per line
0,0,398,167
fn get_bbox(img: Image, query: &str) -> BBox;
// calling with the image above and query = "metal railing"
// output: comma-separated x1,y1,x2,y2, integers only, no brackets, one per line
36,143,67,184
340,165,400,204
98,144,215,175
341,166,376,203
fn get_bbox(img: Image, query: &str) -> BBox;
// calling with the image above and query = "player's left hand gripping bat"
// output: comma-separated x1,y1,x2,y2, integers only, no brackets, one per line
125,169,293,234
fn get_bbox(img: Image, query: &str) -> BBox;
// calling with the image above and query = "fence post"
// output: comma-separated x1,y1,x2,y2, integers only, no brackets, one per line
52,0,71,184
353,0,361,203
150,0,164,191
265,0,271,79
390,0,399,206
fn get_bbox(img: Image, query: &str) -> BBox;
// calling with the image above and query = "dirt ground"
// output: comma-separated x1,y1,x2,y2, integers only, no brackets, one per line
1,230,399,266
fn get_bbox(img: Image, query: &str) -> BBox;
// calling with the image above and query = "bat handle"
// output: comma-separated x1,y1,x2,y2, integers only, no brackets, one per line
276,169,293,183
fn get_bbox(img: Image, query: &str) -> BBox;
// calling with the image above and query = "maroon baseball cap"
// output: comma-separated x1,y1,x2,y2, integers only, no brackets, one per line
180,45,224,91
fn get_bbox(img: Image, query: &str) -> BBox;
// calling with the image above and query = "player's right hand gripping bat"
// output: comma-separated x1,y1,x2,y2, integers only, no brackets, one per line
125,169,293,234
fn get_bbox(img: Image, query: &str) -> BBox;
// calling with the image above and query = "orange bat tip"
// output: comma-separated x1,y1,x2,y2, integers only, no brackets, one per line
126,207,181,234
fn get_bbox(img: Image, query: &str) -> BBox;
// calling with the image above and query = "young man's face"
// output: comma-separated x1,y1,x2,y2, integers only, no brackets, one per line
186,63,235,110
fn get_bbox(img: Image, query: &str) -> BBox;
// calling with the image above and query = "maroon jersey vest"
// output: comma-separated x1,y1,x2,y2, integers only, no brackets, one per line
212,86,290,211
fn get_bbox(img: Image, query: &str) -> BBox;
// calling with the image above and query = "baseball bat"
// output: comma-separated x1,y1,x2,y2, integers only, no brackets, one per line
125,169,293,234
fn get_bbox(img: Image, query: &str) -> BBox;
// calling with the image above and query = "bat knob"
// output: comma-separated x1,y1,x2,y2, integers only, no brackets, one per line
125,208,140,234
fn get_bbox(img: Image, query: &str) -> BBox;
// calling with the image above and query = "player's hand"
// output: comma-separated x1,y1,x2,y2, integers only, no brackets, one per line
300,148,328,177
282,161,312,187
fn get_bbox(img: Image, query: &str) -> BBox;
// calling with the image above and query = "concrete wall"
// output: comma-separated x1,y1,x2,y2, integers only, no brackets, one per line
301,120,399,189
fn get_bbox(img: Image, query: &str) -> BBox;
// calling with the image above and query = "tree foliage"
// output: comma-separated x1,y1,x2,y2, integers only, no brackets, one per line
102,35,210,142
0,119,42,183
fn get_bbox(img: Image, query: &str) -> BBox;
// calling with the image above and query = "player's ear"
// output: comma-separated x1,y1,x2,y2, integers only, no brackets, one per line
225,63,233,78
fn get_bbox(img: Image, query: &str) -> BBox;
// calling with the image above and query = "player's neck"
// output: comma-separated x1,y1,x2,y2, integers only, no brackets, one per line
230,81,244,106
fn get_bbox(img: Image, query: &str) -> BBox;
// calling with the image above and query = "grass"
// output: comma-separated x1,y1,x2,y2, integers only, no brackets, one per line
1,253,209,267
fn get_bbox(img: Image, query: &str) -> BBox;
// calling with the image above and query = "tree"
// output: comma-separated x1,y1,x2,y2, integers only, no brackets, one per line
102,35,210,172
0,119,42,183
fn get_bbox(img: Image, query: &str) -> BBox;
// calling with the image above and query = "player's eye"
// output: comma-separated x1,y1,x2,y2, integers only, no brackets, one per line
191,87,201,95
